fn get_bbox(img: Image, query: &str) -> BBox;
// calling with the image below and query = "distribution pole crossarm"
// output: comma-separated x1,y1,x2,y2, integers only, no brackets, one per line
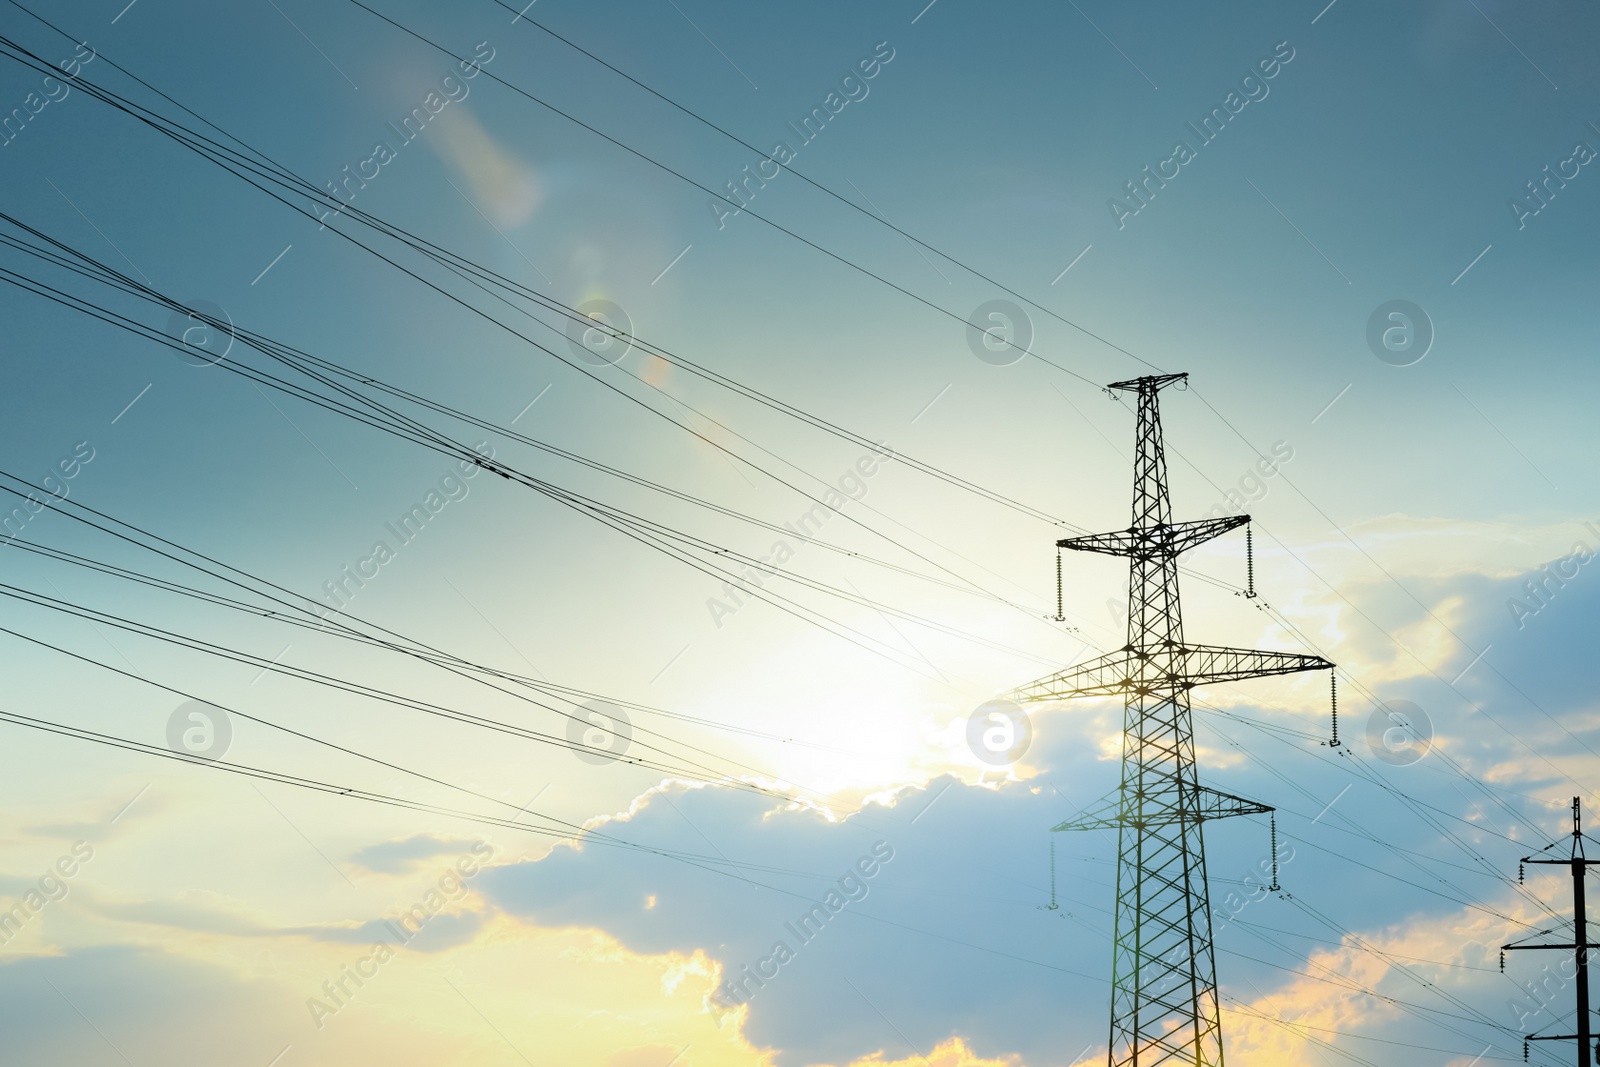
1011,372,1334,1067
1502,798,1600,1067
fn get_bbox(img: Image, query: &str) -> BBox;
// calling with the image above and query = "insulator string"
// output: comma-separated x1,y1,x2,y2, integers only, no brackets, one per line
1050,837,1058,908
1329,671,1341,748
1269,811,1281,892
1245,523,1257,599
1054,548,1064,622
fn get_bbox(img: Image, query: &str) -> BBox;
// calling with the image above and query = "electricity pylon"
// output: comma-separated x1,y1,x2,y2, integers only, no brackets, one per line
1503,797,1600,1067
1010,373,1332,1067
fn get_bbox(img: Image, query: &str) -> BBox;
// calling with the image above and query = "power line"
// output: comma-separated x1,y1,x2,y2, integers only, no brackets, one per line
0,470,918,814
0,470,877,798
0,241,1053,675
0,706,1109,982
0,706,831,879
0,21,1250,620
475,0,1164,374
0,581,783,795
0,12,1577,1055
0,18,1082,524
0,533,850,754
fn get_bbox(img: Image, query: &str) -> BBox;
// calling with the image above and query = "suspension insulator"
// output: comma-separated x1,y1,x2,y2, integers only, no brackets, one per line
1245,524,1257,600
1268,812,1281,892
1329,672,1341,748
1054,549,1065,622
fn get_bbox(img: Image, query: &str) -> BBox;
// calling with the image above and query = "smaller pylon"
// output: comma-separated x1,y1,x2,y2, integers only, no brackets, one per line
1504,798,1600,1067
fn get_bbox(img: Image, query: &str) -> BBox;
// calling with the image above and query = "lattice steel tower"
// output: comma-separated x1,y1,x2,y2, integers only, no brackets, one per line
1011,373,1333,1067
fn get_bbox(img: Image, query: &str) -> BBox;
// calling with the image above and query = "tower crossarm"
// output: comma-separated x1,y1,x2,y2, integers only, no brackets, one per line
1008,644,1329,704
1057,515,1249,561
1053,785,1272,832
1108,372,1188,393
1006,648,1138,702
1180,644,1333,686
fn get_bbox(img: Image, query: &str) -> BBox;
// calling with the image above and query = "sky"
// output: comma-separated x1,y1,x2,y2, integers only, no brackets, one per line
1,0,1599,1065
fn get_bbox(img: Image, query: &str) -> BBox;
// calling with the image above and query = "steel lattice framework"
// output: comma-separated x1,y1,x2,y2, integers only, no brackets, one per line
1010,373,1332,1067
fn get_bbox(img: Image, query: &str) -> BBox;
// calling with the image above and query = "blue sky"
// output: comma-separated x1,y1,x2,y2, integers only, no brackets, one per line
1,0,1599,1065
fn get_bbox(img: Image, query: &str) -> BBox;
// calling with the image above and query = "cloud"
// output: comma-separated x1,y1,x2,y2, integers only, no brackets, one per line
16,784,161,841
3,538,1594,1067
85,891,277,937
349,833,484,874
288,912,484,952
465,549,1600,1067
477,732,1124,1067
0,945,305,1064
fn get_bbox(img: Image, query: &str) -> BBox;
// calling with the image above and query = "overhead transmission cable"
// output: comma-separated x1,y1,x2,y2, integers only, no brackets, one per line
9,8,1553,998
0,12,1556,1039
0,22,1245,612
0,579,796,797
0,19,1081,526
0,221,1046,628
472,0,1163,374
0,706,849,880
0,471,874,796
0,529,845,754
0,470,916,812
0,234,1062,676
0,706,1103,981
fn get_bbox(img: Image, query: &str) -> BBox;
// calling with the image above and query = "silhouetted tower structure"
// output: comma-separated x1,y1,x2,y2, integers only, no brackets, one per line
1011,373,1332,1067
1504,797,1600,1067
